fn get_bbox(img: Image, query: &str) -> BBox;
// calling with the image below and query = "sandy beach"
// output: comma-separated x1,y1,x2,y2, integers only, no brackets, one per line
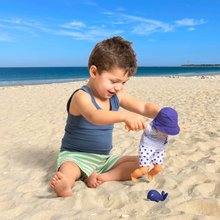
0,75,220,220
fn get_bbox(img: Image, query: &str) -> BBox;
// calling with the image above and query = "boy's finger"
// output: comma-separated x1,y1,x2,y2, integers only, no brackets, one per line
142,121,147,129
125,125,130,131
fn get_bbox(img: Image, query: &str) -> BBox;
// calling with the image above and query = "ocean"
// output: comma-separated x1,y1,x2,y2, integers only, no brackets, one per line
0,66,220,87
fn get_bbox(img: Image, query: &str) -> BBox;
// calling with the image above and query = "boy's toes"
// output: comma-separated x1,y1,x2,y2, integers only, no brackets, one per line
56,171,65,179
50,183,55,189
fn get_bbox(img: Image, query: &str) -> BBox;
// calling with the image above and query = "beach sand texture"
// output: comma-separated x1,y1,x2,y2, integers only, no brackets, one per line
0,76,220,220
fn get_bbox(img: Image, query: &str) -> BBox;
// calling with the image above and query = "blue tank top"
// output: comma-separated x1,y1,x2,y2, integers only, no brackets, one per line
61,85,120,155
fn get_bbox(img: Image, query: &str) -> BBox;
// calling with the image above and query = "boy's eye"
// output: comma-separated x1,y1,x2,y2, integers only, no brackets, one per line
111,80,126,85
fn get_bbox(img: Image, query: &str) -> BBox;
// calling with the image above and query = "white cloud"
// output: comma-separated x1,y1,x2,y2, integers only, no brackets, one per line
175,18,205,26
57,30,89,40
61,21,86,29
57,14,206,38
0,32,13,42
83,0,97,6
148,38,156,42
120,14,173,35
188,27,195,31
101,11,114,15
58,27,123,40
0,18,41,27
111,14,205,36
0,13,206,42
0,18,20,24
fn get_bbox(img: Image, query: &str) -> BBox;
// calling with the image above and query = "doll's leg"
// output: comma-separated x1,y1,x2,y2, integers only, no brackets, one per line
147,164,163,181
131,166,149,182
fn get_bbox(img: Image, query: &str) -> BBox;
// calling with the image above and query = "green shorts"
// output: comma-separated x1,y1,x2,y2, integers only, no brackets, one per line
57,151,121,180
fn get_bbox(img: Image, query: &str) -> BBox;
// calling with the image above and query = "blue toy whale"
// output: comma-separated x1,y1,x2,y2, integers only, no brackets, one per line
147,190,168,202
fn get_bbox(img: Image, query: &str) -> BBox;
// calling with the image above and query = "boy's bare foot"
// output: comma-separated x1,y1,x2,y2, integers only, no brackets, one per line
84,172,103,188
50,172,73,197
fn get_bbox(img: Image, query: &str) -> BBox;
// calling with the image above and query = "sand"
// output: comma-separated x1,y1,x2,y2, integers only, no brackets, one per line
0,75,220,220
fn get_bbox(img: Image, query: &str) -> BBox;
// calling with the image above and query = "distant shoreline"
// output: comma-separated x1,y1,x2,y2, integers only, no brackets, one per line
181,64,220,67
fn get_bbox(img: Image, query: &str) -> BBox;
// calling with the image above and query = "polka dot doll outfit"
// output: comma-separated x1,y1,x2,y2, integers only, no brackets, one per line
139,122,168,167
139,107,180,167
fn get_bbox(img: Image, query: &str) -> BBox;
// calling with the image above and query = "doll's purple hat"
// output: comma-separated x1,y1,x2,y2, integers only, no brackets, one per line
152,107,180,135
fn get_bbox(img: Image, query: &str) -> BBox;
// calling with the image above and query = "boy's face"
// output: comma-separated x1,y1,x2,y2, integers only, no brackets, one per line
91,66,130,99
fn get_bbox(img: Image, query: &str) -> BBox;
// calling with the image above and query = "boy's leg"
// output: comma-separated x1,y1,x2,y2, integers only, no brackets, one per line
50,161,82,197
147,164,163,181
97,156,139,182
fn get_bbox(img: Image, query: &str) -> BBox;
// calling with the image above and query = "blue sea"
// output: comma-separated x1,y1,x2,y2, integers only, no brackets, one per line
0,66,220,87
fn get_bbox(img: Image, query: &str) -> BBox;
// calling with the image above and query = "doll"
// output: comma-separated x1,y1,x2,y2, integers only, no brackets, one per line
131,107,180,182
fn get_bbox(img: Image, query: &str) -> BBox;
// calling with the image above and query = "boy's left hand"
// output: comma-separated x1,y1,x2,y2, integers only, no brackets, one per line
124,114,146,131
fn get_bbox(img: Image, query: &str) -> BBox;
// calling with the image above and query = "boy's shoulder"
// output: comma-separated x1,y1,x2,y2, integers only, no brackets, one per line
69,86,91,105
71,88,91,105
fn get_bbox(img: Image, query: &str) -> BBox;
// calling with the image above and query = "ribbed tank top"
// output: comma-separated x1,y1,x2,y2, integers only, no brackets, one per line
61,85,120,155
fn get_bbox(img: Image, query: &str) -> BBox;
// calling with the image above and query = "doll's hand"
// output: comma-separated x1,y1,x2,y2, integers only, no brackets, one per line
180,125,187,131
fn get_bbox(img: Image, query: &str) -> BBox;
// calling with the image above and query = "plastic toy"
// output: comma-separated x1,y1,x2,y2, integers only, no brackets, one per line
147,190,168,202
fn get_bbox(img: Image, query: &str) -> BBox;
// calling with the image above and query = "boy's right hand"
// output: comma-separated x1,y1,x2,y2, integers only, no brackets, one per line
124,113,146,131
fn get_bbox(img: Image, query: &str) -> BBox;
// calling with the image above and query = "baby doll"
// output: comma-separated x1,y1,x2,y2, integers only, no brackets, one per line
131,107,180,182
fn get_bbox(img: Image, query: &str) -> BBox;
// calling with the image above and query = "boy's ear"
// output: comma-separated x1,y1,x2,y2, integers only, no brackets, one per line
89,65,97,79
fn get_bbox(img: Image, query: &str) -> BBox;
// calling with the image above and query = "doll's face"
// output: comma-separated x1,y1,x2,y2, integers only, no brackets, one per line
156,130,168,137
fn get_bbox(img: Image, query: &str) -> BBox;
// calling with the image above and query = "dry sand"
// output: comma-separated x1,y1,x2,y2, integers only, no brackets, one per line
0,75,220,220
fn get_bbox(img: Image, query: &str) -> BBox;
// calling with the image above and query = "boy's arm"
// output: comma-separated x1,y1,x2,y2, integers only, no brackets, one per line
118,90,160,118
70,90,145,130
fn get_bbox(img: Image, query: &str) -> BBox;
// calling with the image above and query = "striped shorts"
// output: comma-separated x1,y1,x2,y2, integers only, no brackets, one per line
57,151,121,179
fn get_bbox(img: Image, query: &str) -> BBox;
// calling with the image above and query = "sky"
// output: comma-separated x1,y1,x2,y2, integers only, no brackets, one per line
0,0,220,67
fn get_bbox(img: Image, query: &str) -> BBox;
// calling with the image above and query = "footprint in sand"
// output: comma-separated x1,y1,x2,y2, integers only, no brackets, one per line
178,174,210,192
175,199,220,216
0,199,16,211
190,182,216,197
214,183,220,197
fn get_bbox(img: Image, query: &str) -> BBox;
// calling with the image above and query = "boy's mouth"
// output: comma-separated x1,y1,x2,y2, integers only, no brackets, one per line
108,90,115,95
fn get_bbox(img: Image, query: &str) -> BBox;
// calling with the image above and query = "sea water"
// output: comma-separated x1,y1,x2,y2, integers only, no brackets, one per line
0,66,220,86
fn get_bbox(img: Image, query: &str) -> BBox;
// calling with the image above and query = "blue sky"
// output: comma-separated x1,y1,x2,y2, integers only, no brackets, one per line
0,0,220,67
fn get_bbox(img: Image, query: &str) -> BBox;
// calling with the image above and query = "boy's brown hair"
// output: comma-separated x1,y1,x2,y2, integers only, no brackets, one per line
88,36,137,76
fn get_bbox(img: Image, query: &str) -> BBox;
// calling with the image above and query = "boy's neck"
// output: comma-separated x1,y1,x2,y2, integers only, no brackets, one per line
86,80,108,102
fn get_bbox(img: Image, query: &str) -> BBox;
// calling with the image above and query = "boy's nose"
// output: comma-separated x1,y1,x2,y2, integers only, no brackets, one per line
114,84,123,91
